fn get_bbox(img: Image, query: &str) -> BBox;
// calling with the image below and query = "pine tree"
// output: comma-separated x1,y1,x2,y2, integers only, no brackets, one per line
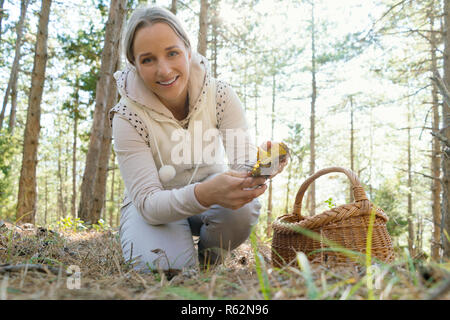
197,0,208,57
442,0,450,259
78,0,126,225
429,0,442,260
0,0,30,132
16,0,52,224
307,0,317,216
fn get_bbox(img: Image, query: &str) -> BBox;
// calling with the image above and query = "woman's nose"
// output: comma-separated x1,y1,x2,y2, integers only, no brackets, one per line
156,59,171,77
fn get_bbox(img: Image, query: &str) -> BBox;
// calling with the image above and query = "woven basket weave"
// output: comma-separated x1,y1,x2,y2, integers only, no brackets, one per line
271,167,394,268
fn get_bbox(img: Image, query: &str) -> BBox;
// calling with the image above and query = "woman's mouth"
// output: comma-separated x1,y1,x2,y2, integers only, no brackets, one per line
157,76,179,87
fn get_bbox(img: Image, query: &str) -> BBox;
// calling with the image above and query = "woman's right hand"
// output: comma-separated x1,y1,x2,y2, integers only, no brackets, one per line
194,171,268,210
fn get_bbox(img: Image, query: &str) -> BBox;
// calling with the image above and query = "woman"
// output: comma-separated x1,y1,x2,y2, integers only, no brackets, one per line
109,6,287,273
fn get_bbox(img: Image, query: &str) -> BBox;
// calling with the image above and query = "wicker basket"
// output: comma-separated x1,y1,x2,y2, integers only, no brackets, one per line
271,167,394,268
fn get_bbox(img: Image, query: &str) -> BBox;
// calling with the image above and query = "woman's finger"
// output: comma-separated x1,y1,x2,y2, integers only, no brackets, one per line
240,176,267,189
237,184,267,202
225,170,248,178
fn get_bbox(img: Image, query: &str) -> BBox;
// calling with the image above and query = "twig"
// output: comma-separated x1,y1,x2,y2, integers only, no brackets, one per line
361,0,408,42
394,167,441,181
431,71,450,110
419,105,434,140
430,130,450,148
176,0,196,14
0,263,63,275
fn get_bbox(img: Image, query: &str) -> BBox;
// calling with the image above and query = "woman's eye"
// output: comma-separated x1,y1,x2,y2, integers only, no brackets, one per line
142,57,152,64
169,51,179,57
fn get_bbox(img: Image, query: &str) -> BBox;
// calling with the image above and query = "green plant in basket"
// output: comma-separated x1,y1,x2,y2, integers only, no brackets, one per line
324,197,336,209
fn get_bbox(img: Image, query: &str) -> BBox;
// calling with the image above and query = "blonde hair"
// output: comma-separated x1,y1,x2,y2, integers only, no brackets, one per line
123,6,191,65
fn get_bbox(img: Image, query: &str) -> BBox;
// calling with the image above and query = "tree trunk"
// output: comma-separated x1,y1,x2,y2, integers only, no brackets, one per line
170,0,177,15
72,115,78,218
442,0,450,259
0,0,5,52
44,161,48,225
254,80,258,146
64,124,69,210
90,15,123,225
72,84,79,219
430,5,442,261
210,1,219,78
78,0,126,224
16,0,52,225
57,127,66,219
197,0,208,57
416,211,423,254
243,56,248,112
91,76,118,223
307,1,317,216
212,19,218,78
407,101,415,256
0,0,29,131
9,62,19,135
285,162,292,214
267,68,276,237
368,104,374,199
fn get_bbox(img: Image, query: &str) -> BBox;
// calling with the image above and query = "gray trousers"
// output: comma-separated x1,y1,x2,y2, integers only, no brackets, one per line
119,197,261,272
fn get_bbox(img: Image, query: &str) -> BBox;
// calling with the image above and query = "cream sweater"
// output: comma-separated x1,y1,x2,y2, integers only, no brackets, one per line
110,54,256,225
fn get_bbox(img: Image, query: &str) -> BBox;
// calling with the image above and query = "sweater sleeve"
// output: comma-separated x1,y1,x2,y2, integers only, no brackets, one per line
111,114,210,225
216,81,257,172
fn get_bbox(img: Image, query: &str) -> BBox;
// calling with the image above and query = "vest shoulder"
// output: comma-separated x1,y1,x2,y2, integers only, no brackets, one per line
109,102,150,145
215,80,233,127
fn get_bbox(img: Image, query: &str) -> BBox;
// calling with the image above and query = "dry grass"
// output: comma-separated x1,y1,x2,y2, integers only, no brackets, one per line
0,221,449,300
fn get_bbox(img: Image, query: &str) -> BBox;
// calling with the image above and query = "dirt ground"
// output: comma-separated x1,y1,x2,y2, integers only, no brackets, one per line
0,221,449,300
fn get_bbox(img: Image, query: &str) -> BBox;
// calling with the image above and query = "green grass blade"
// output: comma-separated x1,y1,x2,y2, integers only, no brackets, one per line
163,286,208,300
296,252,318,299
250,228,271,300
404,248,418,286
345,277,365,300
366,207,376,300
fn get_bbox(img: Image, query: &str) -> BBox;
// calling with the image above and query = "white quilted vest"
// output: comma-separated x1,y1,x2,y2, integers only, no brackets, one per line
116,76,228,190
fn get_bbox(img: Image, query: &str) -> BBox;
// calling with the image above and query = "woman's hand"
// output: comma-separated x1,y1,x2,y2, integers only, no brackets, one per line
194,171,268,210
259,141,289,179
269,156,288,179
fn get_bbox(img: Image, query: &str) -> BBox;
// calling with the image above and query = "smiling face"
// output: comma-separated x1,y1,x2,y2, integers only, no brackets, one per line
133,22,191,111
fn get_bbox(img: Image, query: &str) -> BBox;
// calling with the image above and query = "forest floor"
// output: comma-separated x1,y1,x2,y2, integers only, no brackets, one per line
0,220,449,300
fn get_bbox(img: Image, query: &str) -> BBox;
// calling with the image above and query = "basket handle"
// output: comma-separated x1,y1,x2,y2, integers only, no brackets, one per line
292,167,369,219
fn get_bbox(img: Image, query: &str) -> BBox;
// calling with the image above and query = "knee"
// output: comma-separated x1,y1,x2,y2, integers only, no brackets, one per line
121,237,197,273
119,205,197,272
206,199,261,248
235,198,261,226
214,198,261,228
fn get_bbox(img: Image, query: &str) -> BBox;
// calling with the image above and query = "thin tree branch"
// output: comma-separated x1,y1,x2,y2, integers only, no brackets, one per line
431,130,450,148
0,263,63,275
431,71,450,109
362,0,409,42
395,166,441,181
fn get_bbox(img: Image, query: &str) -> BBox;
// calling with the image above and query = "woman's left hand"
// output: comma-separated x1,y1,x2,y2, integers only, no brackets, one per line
258,141,289,179
269,155,288,179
